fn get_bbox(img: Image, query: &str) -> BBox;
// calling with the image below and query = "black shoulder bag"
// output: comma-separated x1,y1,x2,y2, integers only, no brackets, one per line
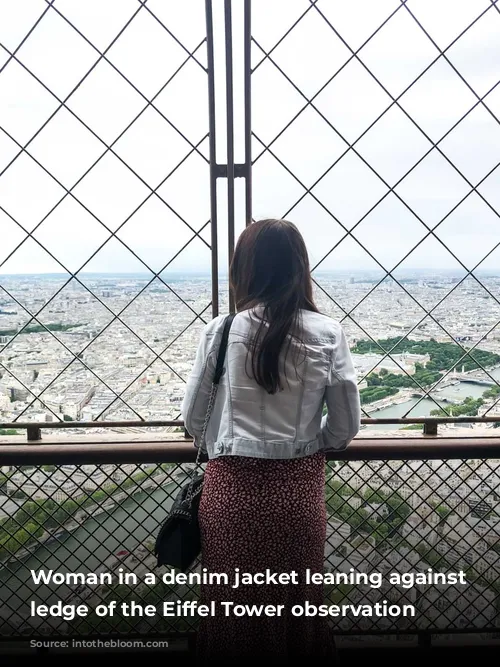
154,313,235,571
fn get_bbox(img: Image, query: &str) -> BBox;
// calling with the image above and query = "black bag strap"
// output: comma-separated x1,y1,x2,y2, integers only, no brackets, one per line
213,313,236,385
186,313,236,505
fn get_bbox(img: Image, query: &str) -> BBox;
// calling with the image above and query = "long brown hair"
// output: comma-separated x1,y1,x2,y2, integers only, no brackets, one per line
229,219,319,394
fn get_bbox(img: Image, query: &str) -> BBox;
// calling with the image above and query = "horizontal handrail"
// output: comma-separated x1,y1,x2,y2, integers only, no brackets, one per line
2,416,500,429
0,420,185,429
1,438,500,464
1,416,500,442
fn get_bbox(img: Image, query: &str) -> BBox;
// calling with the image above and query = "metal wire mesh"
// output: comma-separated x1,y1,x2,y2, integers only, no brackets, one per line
0,457,499,638
0,0,212,426
2,1,500,430
251,0,500,423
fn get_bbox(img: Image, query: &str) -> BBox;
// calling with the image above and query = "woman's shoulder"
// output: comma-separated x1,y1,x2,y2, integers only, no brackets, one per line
203,309,345,343
203,312,249,339
203,313,229,338
300,310,344,342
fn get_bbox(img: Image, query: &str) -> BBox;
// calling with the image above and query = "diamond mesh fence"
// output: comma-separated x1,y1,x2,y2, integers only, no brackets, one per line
0,456,499,639
1,1,500,430
0,0,214,428
251,0,500,426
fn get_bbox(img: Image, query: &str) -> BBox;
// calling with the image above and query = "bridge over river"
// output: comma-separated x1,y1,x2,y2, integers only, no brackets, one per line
454,375,496,386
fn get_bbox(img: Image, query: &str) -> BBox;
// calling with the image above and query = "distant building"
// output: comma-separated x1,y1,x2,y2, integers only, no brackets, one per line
401,515,439,548
324,518,351,564
469,499,492,518
10,386,29,402
363,502,389,522
342,496,362,510
0,495,24,520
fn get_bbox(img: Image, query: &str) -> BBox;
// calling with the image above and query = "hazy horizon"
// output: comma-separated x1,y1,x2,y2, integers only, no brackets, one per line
1,267,500,278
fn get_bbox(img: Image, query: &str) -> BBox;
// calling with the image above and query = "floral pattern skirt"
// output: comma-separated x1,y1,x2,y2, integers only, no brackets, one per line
196,451,336,664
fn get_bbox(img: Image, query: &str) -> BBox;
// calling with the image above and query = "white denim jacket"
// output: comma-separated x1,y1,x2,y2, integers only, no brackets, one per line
181,307,361,460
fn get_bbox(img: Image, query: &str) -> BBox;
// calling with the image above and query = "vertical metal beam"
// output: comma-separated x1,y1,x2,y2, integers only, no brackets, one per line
205,0,219,319
244,0,252,228
224,0,235,314
27,425,42,442
207,0,251,315
423,421,438,436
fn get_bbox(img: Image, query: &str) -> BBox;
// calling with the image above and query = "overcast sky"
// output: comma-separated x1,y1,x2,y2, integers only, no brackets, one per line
0,0,500,277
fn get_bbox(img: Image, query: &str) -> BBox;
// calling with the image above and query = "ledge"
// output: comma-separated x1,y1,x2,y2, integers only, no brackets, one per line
0,437,500,464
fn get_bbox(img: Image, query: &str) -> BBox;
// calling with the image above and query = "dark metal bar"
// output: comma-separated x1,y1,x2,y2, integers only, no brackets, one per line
362,416,500,424
2,438,500,465
244,0,252,227
423,421,439,436
205,0,219,319
0,1,53,76
0,420,184,429
215,163,247,177
224,0,236,313
26,425,42,442
1,416,500,430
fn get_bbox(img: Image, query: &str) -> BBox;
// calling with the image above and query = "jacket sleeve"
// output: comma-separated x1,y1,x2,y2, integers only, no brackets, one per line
181,319,221,444
320,326,361,451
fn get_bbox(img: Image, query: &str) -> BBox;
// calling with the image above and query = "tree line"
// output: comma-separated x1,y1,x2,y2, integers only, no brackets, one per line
354,338,500,406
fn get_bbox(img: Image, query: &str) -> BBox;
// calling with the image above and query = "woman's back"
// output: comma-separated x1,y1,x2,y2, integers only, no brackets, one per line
184,218,360,662
182,305,360,459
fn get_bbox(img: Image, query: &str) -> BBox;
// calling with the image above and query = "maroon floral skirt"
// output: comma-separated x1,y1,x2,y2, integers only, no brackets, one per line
197,451,336,663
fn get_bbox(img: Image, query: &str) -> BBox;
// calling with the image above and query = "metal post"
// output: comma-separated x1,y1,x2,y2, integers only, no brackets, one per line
206,0,251,315
244,0,252,227
224,0,235,314
27,425,42,442
205,0,219,319
423,421,438,436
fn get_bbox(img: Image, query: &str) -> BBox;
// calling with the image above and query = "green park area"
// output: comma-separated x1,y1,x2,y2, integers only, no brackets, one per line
0,323,84,337
0,324,84,336
353,338,500,412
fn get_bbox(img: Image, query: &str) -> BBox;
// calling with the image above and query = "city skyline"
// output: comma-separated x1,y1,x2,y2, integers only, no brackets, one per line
3,267,500,277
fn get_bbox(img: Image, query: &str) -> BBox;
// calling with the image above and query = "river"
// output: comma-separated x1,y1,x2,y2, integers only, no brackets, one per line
0,482,178,624
366,367,500,430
